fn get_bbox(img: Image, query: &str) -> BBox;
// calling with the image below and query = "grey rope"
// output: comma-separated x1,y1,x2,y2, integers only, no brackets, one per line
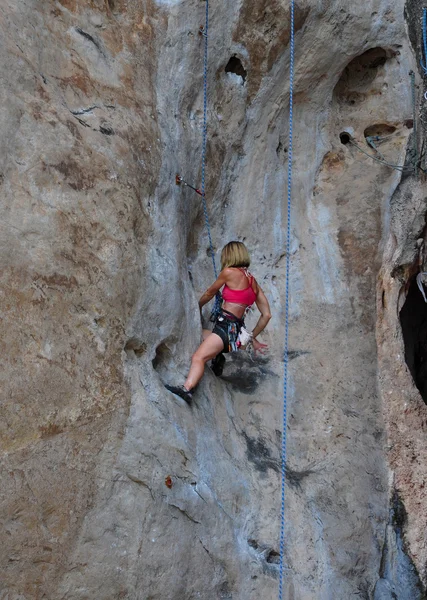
410,71,418,171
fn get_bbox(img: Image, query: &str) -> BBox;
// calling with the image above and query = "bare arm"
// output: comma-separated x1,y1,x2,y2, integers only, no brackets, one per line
252,285,272,339
198,271,227,309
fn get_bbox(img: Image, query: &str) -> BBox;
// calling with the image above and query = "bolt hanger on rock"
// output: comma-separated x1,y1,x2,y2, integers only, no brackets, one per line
175,174,205,197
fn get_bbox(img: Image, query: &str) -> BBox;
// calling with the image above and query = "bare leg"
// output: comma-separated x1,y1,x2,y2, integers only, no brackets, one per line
202,329,211,341
184,333,224,390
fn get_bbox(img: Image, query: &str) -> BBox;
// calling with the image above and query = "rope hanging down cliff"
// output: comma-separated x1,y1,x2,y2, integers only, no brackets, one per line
421,8,427,75
176,0,220,318
176,3,292,593
279,1,294,598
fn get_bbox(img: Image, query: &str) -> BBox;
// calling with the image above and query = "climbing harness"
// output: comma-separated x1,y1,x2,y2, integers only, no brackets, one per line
279,0,294,597
212,309,244,352
421,8,427,75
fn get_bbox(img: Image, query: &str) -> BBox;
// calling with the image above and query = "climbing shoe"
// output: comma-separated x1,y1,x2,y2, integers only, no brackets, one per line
165,385,193,405
211,353,225,377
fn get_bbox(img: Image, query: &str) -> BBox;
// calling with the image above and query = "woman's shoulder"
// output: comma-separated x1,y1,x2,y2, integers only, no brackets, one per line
220,267,243,284
221,267,238,277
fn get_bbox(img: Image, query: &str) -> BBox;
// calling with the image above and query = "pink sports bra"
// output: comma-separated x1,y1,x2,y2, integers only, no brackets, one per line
222,268,257,306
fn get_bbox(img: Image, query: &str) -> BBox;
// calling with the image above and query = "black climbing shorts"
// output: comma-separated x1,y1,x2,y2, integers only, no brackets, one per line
212,310,244,353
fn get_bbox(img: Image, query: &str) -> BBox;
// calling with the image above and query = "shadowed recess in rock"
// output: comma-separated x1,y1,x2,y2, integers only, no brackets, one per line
124,337,146,357
364,123,397,139
340,131,352,145
247,539,281,571
225,56,247,83
334,47,389,105
152,341,174,378
400,276,427,404
373,492,426,599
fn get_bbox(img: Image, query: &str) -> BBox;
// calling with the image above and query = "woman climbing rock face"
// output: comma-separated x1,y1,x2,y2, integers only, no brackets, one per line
166,241,272,404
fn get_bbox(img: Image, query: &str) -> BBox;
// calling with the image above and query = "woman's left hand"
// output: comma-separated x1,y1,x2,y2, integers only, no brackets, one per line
252,338,268,355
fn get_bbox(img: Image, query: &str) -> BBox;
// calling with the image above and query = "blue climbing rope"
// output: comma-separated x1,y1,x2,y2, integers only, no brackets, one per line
421,8,427,75
200,0,222,318
279,0,294,598
200,0,218,280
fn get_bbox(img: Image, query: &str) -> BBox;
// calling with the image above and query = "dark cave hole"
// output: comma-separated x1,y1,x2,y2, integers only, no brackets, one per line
225,56,247,83
400,276,427,404
276,140,288,156
266,549,280,564
350,47,388,71
334,47,389,103
364,123,397,139
107,0,115,10
340,132,351,145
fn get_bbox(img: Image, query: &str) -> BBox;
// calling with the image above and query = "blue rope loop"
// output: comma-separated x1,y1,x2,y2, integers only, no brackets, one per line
279,1,294,598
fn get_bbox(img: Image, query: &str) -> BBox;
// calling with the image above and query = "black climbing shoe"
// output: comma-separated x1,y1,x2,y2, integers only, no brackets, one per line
211,353,225,377
165,385,193,405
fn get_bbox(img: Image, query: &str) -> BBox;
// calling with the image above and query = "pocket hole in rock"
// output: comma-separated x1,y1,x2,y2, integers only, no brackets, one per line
152,342,174,377
225,56,247,84
334,47,388,104
339,132,351,145
266,549,280,564
124,337,146,357
364,123,396,139
400,276,427,404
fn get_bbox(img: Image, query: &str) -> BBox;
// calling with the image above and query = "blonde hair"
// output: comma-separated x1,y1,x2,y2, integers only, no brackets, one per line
221,241,251,270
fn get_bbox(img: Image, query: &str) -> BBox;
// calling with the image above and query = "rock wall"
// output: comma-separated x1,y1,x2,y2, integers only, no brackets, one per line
1,1,426,599
376,0,427,595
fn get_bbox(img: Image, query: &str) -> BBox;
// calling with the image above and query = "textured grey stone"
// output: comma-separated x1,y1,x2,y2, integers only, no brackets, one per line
0,0,426,599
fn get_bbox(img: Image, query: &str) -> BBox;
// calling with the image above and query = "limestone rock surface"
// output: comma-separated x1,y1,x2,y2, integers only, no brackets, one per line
1,0,427,599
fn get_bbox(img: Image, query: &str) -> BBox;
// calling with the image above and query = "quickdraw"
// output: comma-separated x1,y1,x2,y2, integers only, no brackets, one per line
175,174,205,197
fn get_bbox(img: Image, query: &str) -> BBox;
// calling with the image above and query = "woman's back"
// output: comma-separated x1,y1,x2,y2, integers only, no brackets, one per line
222,267,257,316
